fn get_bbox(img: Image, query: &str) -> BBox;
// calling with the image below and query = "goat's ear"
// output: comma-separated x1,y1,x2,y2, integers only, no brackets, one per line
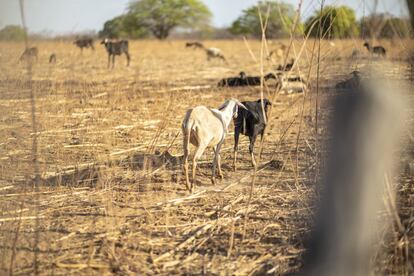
237,102,248,110
218,100,229,110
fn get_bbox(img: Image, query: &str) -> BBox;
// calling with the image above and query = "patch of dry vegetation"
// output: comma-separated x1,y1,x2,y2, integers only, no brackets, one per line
0,39,412,274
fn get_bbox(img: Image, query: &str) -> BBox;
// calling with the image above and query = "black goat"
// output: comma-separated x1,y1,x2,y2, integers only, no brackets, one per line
218,72,277,87
101,38,131,68
277,58,295,71
233,99,272,170
73,38,94,52
185,41,204,49
363,42,386,57
49,53,56,64
19,47,38,62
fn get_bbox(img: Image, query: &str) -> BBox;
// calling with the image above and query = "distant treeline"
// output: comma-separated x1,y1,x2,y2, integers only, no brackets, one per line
0,0,411,41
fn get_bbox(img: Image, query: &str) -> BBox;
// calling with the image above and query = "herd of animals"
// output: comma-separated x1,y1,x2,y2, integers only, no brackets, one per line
16,37,384,193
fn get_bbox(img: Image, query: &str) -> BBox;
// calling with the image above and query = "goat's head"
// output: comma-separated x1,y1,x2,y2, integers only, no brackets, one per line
232,99,248,119
351,70,361,76
264,73,277,80
257,99,272,113
218,99,247,119
101,38,109,45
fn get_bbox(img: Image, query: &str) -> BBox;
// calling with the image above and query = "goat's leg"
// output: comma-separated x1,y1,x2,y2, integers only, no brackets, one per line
125,52,131,66
216,143,224,179
107,54,111,69
183,135,191,192
192,143,207,192
212,147,217,185
258,131,265,159
212,143,223,184
112,55,115,69
249,135,257,168
233,128,240,172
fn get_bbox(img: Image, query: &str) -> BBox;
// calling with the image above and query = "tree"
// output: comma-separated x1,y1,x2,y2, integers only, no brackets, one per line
126,0,211,40
360,14,411,39
229,1,302,39
0,25,26,41
99,15,148,39
305,6,359,39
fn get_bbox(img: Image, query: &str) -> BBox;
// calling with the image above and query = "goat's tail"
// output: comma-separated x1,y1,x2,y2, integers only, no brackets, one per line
182,115,194,155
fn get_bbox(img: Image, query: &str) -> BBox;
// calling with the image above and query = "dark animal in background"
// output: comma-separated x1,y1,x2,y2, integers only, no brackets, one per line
49,53,56,64
233,99,272,170
363,42,386,57
277,58,295,71
185,41,204,49
335,71,361,90
101,38,131,68
218,72,277,87
73,38,94,52
19,47,38,62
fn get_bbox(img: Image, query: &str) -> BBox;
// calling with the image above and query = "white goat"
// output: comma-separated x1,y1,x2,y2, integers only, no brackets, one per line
205,47,226,62
186,42,226,62
182,99,247,193
277,72,308,94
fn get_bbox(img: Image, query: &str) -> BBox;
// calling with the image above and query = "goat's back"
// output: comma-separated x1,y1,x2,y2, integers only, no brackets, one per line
235,101,268,135
183,106,225,146
207,48,221,55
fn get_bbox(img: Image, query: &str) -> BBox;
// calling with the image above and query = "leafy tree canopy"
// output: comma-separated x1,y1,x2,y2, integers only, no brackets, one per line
361,13,412,38
229,1,302,39
305,5,359,38
132,0,211,39
99,15,148,39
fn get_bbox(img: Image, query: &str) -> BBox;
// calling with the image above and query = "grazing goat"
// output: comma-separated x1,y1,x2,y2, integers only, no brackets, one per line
233,99,272,170
19,47,38,62
218,72,276,87
335,71,361,90
363,42,386,57
49,53,56,64
205,47,226,62
185,41,204,49
276,58,295,71
182,99,247,193
101,38,131,68
267,43,287,60
186,42,226,62
73,38,94,52
277,72,308,94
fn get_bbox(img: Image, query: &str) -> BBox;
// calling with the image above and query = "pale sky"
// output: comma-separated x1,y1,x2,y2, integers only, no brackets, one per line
0,0,408,34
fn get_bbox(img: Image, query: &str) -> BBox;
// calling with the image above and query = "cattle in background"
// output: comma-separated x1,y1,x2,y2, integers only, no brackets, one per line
101,38,131,68
73,38,94,52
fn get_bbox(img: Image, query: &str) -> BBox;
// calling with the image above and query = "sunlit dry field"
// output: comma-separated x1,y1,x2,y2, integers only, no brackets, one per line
0,39,413,274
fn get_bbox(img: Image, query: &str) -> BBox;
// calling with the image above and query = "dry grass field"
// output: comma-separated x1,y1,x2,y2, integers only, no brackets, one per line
0,39,413,275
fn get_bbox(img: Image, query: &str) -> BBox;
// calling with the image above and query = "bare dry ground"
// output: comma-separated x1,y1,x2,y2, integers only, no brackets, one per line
0,39,413,275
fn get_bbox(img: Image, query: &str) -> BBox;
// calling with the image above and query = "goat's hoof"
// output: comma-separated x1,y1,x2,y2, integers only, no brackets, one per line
211,178,216,185
219,174,224,179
